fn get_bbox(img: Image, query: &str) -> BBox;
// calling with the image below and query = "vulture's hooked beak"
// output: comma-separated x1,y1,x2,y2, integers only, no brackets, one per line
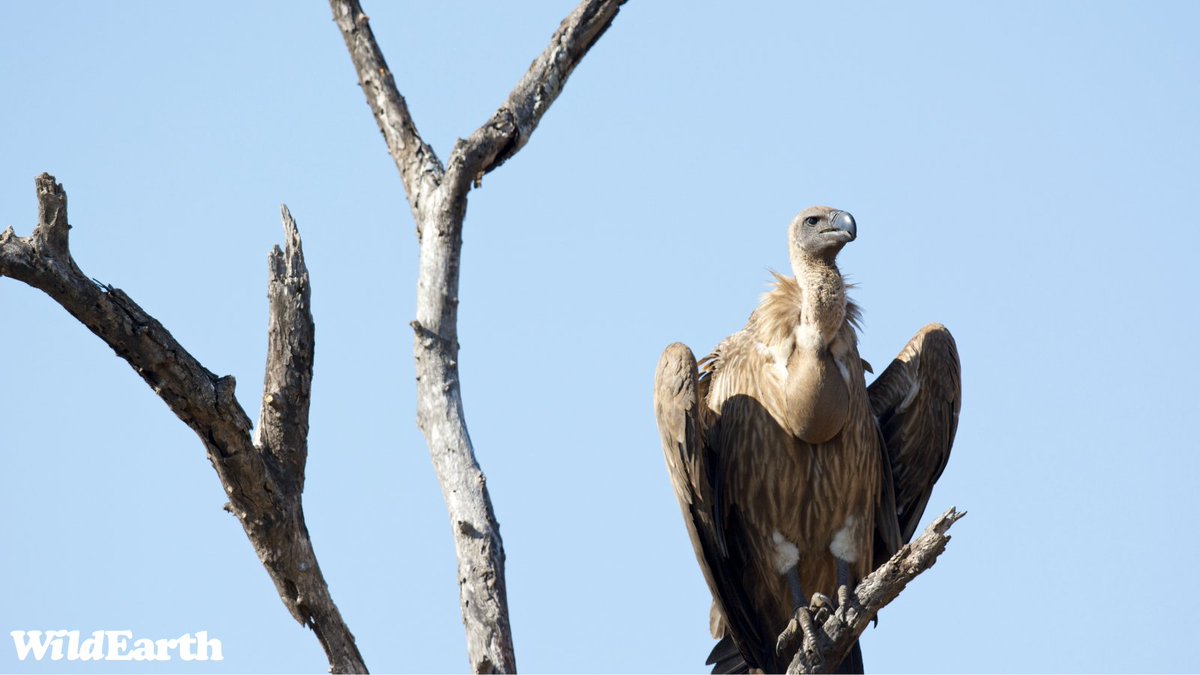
823,210,857,243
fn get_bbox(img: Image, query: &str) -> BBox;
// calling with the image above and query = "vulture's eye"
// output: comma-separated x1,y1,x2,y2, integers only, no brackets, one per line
804,216,820,226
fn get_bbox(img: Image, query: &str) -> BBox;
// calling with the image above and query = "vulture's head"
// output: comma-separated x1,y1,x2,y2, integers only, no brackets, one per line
789,206,856,262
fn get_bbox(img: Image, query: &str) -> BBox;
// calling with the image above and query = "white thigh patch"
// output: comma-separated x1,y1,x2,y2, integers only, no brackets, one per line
771,530,801,574
828,516,860,563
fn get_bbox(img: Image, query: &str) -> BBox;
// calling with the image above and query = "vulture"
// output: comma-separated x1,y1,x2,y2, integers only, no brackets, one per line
654,206,960,673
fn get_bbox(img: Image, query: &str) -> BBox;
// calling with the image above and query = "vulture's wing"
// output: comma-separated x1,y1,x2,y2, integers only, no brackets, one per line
653,346,727,623
655,342,719,548
654,344,760,673
868,323,961,542
706,392,794,672
872,420,906,565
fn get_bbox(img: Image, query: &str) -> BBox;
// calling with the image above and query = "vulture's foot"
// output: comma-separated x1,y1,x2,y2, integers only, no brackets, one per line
836,583,872,628
837,585,853,610
776,591,839,665
776,603,823,669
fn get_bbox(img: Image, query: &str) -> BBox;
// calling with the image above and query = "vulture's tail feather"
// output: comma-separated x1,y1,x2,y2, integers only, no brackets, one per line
706,635,749,674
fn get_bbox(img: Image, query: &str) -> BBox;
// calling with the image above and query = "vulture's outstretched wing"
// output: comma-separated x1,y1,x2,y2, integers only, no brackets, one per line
654,344,758,673
868,323,961,542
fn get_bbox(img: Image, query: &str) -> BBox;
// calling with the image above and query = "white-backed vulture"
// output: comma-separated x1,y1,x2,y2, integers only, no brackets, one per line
654,206,960,673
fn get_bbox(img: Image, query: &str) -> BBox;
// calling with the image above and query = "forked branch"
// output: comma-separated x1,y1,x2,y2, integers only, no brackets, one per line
0,174,365,674
330,2,626,672
444,0,627,197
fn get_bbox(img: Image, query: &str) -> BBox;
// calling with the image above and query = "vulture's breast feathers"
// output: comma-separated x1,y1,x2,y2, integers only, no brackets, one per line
705,273,862,445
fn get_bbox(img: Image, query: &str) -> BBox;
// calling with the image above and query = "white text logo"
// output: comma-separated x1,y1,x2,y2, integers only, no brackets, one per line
10,630,223,662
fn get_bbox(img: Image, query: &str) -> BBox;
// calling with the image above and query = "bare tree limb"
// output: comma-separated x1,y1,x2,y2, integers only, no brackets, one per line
328,0,445,228
256,205,315,495
331,2,626,672
1,174,366,674
444,0,627,195
780,508,966,674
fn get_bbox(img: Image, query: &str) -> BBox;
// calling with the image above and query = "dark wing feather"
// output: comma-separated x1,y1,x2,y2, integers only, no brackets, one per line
707,393,800,673
655,345,769,673
872,419,905,564
867,323,961,542
655,343,720,559
705,634,748,674
655,345,744,668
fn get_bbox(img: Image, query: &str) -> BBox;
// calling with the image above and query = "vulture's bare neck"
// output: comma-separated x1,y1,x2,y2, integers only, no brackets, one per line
792,254,847,348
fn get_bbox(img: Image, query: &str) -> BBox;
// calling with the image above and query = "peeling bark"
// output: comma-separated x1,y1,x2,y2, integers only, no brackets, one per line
0,175,366,674
330,2,626,672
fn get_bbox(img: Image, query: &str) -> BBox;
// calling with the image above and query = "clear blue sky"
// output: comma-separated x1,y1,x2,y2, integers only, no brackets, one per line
3,2,1198,673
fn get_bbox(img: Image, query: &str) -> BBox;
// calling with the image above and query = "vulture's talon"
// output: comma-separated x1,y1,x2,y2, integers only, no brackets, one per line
776,613,801,658
776,605,822,665
837,585,853,610
836,584,866,624
813,604,831,626
810,592,833,611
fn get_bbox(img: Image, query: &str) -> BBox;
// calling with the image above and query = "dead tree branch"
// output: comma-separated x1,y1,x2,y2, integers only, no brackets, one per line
0,175,366,674
256,206,316,494
780,508,966,674
330,2,626,672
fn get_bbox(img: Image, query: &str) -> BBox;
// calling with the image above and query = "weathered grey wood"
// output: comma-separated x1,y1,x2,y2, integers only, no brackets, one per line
256,205,315,495
782,508,966,674
328,0,444,228
444,0,627,194
0,175,366,674
330,2,626,672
